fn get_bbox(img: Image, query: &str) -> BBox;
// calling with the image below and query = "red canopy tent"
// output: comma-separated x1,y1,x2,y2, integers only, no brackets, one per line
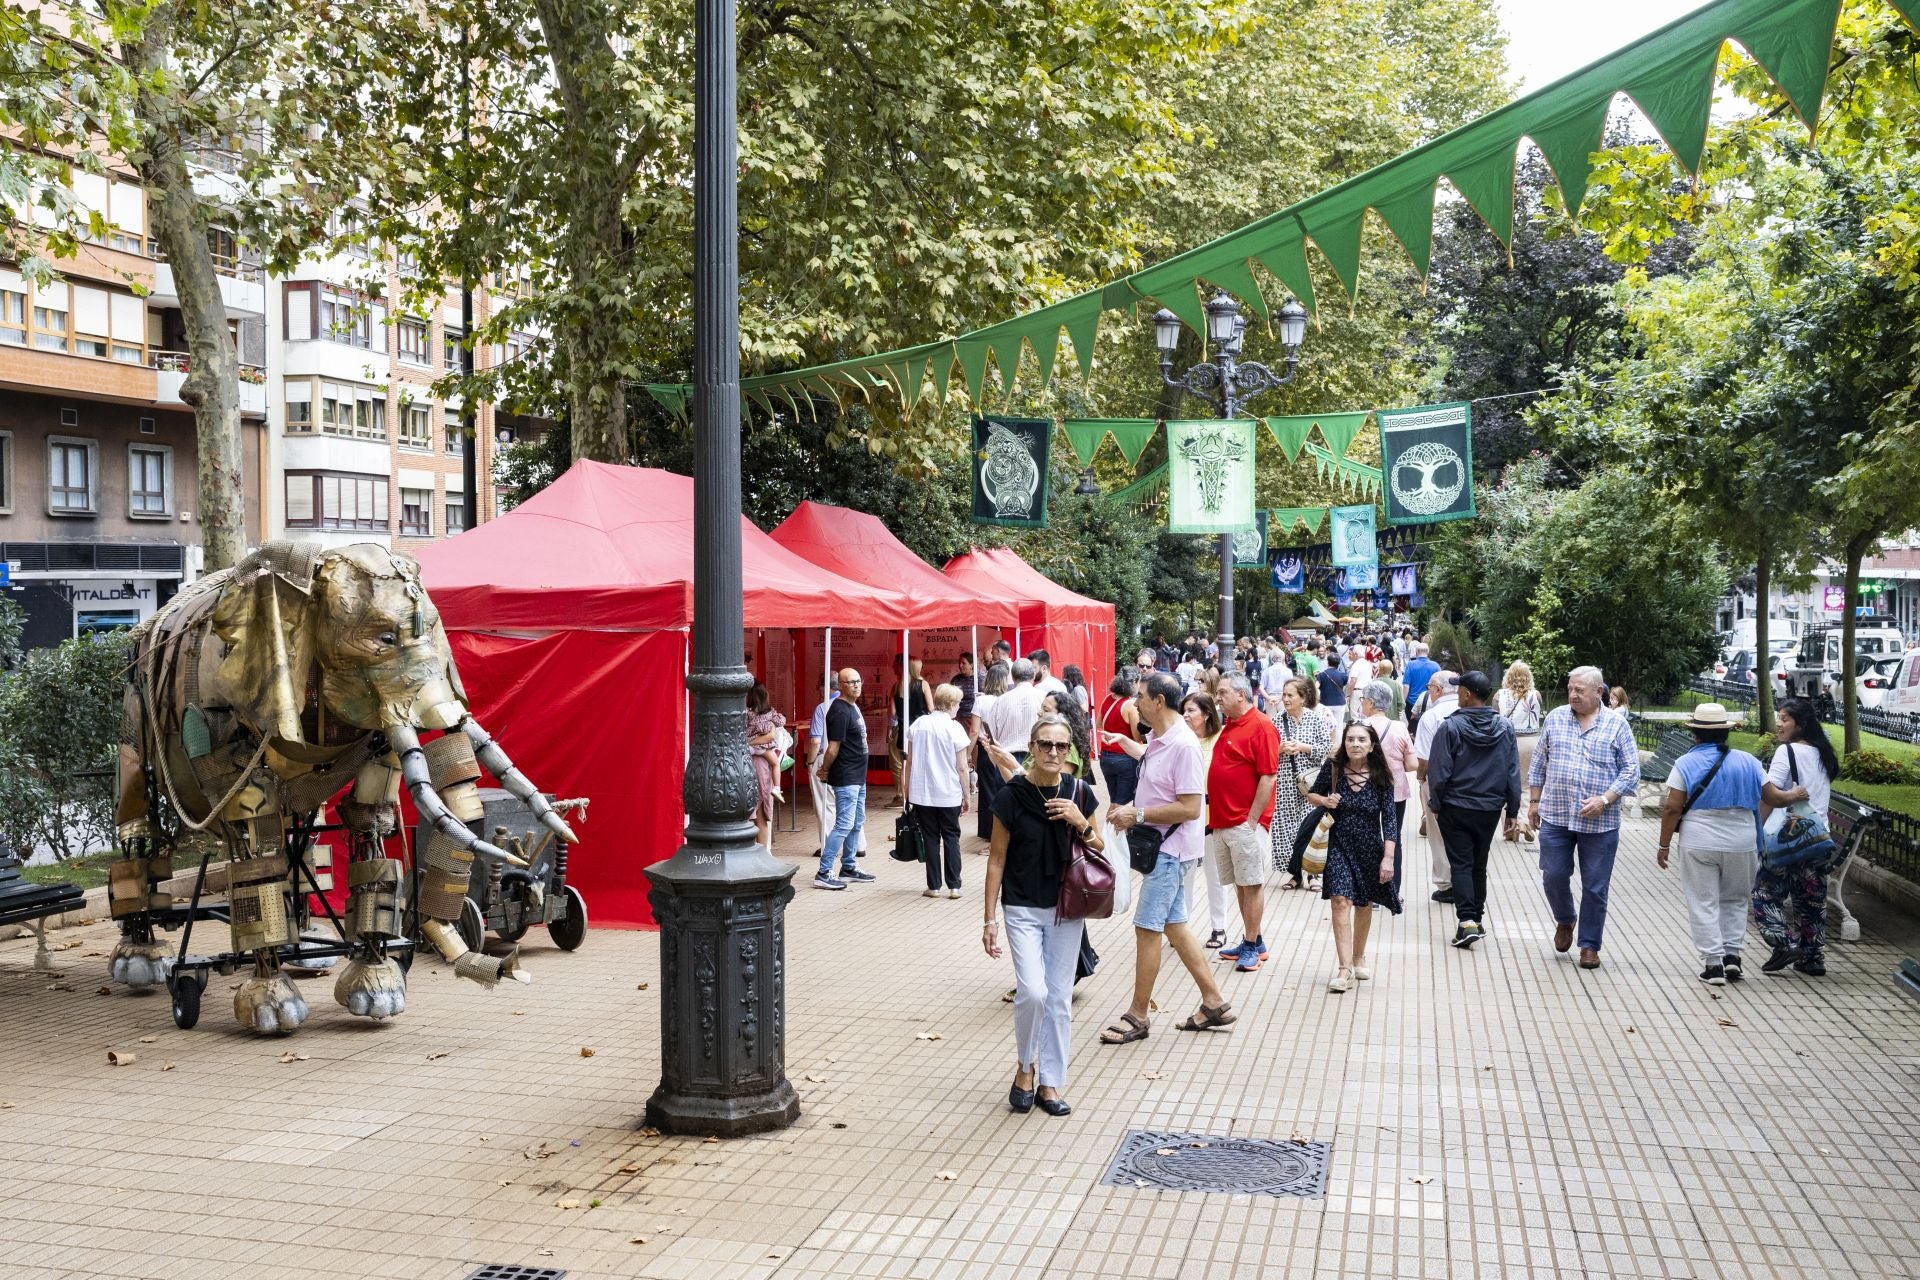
943,546,1117,699
414,461,914,927
769,502,1019,629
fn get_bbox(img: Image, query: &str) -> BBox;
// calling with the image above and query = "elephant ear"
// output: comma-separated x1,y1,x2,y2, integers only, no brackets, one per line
209,546,318,744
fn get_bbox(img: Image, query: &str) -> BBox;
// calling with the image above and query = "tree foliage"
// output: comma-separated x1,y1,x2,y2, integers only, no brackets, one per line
0,634,129,861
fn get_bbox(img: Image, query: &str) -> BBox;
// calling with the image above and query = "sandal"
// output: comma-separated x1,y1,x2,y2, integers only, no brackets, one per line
1099,1012,1150,1044
1176,1002,1237,1032
1204,930,1226,949
1280,878,1303,892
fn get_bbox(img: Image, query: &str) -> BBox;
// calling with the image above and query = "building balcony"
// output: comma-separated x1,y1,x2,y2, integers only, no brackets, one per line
150,351,268,417
0,342,157,406
148,258,266,318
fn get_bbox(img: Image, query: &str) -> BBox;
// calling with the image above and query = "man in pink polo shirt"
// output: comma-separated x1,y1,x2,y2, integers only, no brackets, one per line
1100,672,1236,1044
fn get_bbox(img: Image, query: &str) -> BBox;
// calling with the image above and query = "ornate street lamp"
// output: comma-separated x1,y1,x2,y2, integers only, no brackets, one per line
1076,467,1100,497
1154,291,1308,669
643,0,799,1136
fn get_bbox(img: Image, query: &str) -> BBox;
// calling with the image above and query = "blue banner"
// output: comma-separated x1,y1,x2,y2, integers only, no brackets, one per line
1330,504,1377,567
1270,552,1305,594
1344,561,1380,591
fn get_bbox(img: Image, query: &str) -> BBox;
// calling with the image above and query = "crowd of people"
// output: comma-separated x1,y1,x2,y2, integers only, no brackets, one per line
783,624,1839,1115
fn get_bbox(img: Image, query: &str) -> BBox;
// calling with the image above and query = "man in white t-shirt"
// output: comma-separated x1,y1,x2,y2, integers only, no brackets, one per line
1413,670,1460,900
1174,654,1199,693
984,659,1043,757
902,684,974,898
1344,647,1376,705
1029,649,1070,702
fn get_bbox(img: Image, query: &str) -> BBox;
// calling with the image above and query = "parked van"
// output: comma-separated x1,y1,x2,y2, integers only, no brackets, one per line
1886,649,1920,716
1784,620,1907,711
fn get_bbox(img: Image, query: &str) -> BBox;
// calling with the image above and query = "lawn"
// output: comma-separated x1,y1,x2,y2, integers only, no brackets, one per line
19,849,117,890
1724,726,1920,820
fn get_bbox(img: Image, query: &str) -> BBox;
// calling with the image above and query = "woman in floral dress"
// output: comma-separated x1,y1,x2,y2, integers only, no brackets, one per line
1272,677,1332,887
747,683,788,852
1305,722,1403,993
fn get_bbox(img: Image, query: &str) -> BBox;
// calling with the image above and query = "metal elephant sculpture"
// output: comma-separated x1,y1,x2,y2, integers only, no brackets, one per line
108,540,577,1034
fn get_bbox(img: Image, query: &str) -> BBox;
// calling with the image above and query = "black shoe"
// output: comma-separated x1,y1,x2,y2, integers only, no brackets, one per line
1794,957,1826,977
1036,1095,1072,1117
1699,964,1726,986
1761,945,1798,974
1450,922,1483,949
1431,888,1456,904
1723,954,1743,982
1008,1078,1035,1113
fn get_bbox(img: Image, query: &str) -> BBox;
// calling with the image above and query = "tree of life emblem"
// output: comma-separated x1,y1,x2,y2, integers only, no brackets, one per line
1177,425,1247,513
1390,441,1465,515
981,422,1041,519
1231,526,1263,563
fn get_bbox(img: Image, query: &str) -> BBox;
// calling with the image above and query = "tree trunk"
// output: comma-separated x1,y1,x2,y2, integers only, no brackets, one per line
1753,548,1773,730
129,9,247,572
1841,532,1872,756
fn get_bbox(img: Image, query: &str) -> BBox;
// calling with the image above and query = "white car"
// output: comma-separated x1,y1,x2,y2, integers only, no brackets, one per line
1883,650,1920,715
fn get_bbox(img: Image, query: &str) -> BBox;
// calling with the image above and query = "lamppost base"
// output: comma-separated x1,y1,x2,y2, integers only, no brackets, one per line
643,841,799,1137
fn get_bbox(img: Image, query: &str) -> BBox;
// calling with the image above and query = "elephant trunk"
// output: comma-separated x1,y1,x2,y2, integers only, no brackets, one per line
384,724,526,868
460,717,579,846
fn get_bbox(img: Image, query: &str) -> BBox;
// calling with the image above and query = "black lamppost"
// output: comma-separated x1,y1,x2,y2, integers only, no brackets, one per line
642,0,800,1136
1154,291,1308,670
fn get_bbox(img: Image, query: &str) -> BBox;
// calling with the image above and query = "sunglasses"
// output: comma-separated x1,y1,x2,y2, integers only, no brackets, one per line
1033,740,1071,754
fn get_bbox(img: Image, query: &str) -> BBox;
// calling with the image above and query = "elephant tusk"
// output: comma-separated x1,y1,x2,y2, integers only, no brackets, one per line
385,725,528,868
461,717,579,845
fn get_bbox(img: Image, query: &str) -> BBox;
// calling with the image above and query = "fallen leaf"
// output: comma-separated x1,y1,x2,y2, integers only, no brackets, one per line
277,1051,310,1063
803,1073,829,1083
702,1135,718,1144
619,1163,642,1174
51,939,80,952
1190,1141,1210,1149
1624,1026,1636,1034
161,1062,175,1072
590,1198,602,1208
537,1247,556,1256
1148,999,1161,1013
1155,1147,1178,1156
555,1198,580,1210
0,1100,16,1108
638,1126,661,1137
580,1046,596,1058
629,1237,649,1245
915,1031,942,1041
512,1011,525,1016
934,1170,957,1181
829,1122,847,1130
1132,1178,1148,1188
426,1051,450,1061
1716,1017,1738,1028
82,950,104,957
95,986,111,996
1040,1171,1059,1178
1143,1071,1165,1080
1817,1147,1834,1156
636,982,649,990
1410,1176,1433,1185
106,1050,136,1066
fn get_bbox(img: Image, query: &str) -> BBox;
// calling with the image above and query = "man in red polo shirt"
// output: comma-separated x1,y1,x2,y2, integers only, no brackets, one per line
1209,673,1281,972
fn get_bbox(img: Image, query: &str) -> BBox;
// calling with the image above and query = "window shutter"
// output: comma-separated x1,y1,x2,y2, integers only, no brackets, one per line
286,284,312,340
110,181,145,237
72,170,108,218
73,286,109,335
110,292,143,340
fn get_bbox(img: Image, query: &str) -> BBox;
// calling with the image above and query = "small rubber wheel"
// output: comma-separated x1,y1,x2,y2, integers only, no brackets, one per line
457,897,485,954
496,887,533,943
547,885,588,952
170,974,201,1030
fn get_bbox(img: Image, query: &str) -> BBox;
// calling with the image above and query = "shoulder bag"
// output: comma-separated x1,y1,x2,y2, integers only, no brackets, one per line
1125,814,1182,875
1057,779,1117,921
1763,746,1837,873
1281,714,1311,798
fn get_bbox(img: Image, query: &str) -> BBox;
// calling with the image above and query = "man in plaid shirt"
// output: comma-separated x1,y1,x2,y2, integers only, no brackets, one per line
1526,665,1639,970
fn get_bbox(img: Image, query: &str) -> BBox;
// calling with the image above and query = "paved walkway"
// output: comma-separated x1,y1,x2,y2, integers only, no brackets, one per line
3,804,1918,1280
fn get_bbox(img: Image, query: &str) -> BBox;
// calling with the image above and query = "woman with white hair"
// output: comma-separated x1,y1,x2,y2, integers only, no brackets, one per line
1496,661,1544,843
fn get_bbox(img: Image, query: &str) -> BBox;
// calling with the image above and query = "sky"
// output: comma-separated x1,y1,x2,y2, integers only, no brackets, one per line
1495,0,1710,90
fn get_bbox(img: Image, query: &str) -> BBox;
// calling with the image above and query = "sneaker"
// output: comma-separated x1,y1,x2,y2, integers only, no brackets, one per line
840,868,876,883
1722,954,1743,982
947,889,962,899
1220,937,1268,963
1235,947,1265,973
1450,922,1483,949
1431,888,1456,904
1761,945,1798,974
1794,957,1826,976
813,874,847,891
921,889,940,898
1699,964,1726,986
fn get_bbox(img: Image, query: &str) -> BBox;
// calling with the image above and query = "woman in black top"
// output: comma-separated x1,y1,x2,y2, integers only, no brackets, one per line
984,712,1101,1117
1305,722,1402,993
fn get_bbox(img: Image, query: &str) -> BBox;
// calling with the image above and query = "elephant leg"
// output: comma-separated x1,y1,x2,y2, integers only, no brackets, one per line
234,953,310,1035
337,854,408,1020
412,735,528,988
110,686,176,989
334,953,407,1020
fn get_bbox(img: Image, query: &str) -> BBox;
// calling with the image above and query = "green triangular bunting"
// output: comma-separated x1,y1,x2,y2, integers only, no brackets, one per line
1108,419,1157,466
1526,97,1613,210
1315,412,1370,460
1247,229,1317,316
1269,506,1328,540
954,339,991,405
1444,143,1519,246
1200,256,1269,319
1624,39,1725,174
1733,0,1842,132
1059,292,1103,379
1062,420,1109,466
1263,415,1317,464
1299,209,1365,299
1371,183,1437,278
931,346,954,406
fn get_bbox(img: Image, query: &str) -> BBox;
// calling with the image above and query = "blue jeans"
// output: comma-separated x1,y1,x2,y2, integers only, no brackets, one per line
1134,851,1190,933
1537,822,1619,951
820,784,866,878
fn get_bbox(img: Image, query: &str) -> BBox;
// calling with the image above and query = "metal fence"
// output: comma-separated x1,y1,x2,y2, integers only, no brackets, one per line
1683,676,1920,744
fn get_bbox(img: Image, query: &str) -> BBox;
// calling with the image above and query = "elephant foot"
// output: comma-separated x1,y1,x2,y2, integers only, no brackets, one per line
109,940,175,989
233,970,310,1035
453,946,531,989
334,957,407,1020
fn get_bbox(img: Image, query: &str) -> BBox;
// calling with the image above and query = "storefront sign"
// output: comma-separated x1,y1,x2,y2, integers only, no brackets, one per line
1823,586,1845,612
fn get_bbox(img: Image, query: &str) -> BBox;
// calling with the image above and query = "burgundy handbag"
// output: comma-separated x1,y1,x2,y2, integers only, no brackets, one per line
1057,779,1116,922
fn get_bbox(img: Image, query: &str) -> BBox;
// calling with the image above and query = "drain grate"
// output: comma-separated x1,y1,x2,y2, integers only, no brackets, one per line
1100,1129,1331,1198
466,1267,566,1280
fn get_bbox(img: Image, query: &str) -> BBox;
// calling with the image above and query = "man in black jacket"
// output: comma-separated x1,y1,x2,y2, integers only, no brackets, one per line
1426,670,1522,949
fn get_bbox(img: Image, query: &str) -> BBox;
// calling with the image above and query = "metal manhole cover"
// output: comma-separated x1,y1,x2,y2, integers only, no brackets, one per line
1100,1129,1331,1197
466,1267,566,1280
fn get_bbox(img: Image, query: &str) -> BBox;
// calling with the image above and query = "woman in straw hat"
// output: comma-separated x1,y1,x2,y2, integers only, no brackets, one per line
1656,703,1766,986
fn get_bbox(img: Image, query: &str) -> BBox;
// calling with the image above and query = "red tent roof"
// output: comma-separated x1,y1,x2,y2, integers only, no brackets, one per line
416,461,912,631
943,546,1111,625
768,501,1021,628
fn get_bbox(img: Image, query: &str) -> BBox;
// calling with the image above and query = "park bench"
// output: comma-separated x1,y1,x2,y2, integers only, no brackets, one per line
0,838,87,975
1823,794,1887,945
1634,725,1696,816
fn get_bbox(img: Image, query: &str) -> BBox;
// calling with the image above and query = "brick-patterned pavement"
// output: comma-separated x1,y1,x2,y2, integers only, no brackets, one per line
3,806,1918,1280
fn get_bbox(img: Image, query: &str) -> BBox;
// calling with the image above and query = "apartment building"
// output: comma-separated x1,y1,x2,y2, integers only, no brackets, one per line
5,154,545,649
1,161,268,649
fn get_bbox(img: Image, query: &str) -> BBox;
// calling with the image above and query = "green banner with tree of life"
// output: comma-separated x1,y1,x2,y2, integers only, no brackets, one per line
1380,401,1476,525
1330,503,1378,567
971,415,1051,528
1167,419,1257,534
